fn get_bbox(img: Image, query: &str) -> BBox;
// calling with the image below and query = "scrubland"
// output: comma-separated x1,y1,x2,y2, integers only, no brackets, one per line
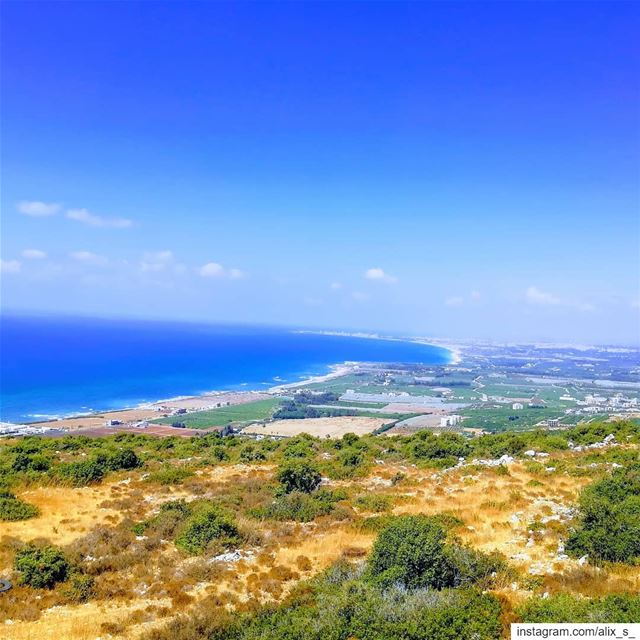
0,419,638,639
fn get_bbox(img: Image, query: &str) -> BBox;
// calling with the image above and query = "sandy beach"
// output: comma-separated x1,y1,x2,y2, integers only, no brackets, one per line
25,391,272,432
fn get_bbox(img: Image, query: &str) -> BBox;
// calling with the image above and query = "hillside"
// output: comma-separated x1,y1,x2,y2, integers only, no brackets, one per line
0,420,639,639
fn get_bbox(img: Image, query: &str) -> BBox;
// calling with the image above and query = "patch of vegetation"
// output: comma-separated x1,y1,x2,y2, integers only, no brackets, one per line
405,431,470,467
366,515,506,590
57,449,141,486
62,573,96,603
146,466,195,485
518,592,640,623
354,493,393,513
0,490,40,521
276,460,321,494
175,503,242,555
14,544,71,589
145,525,504,640
566,464,640,564
252,489,347,522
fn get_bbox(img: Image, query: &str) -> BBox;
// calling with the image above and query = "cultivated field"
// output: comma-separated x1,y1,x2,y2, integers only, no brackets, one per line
242,416,388,438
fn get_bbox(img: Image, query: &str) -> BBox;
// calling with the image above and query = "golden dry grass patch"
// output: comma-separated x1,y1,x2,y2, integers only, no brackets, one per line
243,416,387,438
1,597,173,640
0,485,122,548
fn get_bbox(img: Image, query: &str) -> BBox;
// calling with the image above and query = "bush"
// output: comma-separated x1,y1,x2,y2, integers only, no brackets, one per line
366,515,506,590
518,592,640,623
146,467,194,485
276,461,321,494
566,464,640,564
0,491,40,521
175,504,241,555
134,499,192,538
355,494,393,513
12,452,51,472
145,567,503,640
406,432,470,462
106,448,140,471
14,544,70,588
367,515,453,589
58,457,106,486
239,445,267,462
253,489,343,522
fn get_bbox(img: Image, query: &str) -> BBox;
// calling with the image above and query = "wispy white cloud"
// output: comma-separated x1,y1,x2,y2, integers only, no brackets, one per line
66,208,133,229
21,249,47,260
303,296,323,306
330,282,343,290
69,251,109,266
470,290,481,301
445,296,464,307
525,286,597,313
199,262,224,277
140,250,174,272
364,267,398,284
17,201,61,217
199,262,245,279
525,286,561,306
0,259,21,273
352,291,370,302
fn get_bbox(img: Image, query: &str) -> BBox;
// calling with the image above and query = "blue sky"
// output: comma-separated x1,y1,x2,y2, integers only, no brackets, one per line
1,1,639,344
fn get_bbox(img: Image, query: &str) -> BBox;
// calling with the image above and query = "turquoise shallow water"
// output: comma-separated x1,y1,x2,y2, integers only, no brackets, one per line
0,315,451,423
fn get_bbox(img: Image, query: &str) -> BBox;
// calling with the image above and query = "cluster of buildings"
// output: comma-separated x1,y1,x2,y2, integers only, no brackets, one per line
572,393,638,416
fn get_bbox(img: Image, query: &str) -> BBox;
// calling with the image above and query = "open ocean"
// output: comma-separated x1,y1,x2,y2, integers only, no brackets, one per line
0,315,451,424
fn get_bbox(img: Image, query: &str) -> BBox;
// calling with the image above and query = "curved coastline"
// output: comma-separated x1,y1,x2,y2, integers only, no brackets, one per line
1,317,453,425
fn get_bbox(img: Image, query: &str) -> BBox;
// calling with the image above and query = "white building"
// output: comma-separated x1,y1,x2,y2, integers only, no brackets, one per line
512,402,524,410
440,415,462,428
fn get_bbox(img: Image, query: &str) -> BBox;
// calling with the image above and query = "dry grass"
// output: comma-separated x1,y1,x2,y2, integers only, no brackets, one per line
1,455,639,639
243,416,387,438
0,485,121,549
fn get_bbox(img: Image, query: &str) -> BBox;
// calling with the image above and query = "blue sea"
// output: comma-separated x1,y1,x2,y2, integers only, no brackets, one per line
0,315,451,424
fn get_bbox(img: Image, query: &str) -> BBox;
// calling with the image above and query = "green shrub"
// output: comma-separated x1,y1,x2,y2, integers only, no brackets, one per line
518,592,640,623
566,464,640,564
175,504,241,555
106,448,140,471
146,467,194,485
567,420,640,446
14,544,70,588
0,491,40,521
405,432,471,462
355,494,393,513
253,489,345,522
134,499,192,538
366,515,506,590
367,515,453,589
58,457,106,486
239,445,267,462
12,452,51,472
276,460,321,494
146,566,503,640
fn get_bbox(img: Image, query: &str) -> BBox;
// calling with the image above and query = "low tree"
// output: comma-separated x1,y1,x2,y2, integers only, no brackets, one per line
366,515,453,589
276,460,321,494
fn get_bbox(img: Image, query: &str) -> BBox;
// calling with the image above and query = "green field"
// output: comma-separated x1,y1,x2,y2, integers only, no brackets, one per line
152,398,281,429
459,406,580,432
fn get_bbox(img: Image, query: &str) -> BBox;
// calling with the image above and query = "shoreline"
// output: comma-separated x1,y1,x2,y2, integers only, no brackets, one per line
2,336,456,429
